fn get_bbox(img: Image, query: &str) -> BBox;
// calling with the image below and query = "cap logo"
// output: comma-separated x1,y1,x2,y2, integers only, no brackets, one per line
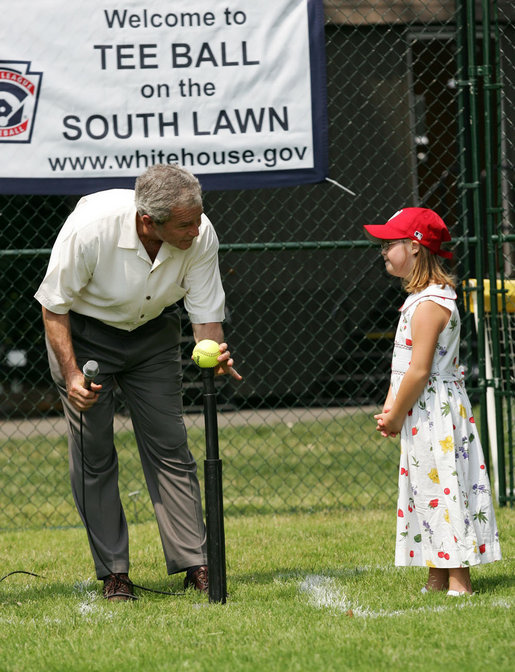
414,230,423,240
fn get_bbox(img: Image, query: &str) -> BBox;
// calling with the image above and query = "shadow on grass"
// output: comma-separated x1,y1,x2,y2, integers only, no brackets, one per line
0,577,193,604
474,570,515,593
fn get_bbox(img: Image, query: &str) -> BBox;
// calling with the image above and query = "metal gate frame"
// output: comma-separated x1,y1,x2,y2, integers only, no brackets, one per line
457,0,514,505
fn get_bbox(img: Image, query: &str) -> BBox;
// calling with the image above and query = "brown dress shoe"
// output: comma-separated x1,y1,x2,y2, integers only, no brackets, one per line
102,573,137,601
184,565,208,593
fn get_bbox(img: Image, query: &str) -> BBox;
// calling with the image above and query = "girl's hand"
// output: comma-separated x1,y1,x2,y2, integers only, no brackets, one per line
382,385,394,414
374,410,402,438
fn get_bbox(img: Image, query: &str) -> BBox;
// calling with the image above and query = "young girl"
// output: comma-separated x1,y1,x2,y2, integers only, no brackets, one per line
364,207,501,595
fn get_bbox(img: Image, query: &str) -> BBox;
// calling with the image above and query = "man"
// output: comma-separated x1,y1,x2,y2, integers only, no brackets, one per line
35,164,241,601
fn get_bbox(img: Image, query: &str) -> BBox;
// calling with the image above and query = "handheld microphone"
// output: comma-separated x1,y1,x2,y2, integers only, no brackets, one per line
83,360,99,390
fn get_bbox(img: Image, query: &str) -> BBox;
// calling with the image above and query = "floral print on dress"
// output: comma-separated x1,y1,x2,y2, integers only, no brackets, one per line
392,285,502,568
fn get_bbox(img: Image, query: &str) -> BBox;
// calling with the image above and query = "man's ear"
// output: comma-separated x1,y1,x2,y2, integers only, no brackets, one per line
140,214,154,227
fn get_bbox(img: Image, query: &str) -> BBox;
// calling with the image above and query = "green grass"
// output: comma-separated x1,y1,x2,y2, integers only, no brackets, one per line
0,508,513,672
0,411,398,528
0,411,513,669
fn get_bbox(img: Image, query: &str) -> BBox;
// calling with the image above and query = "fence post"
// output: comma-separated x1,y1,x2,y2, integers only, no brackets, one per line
457,0,491,473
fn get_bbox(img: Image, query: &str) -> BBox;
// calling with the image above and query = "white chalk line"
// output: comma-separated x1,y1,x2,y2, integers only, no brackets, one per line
73,578,114,620
292,573,513,619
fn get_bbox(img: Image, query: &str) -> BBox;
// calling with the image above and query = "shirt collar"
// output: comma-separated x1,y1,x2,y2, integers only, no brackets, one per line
116,209,175,263
119,211,184,272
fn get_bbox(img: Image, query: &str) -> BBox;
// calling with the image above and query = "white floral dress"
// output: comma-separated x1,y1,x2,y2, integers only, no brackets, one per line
392,284,501,568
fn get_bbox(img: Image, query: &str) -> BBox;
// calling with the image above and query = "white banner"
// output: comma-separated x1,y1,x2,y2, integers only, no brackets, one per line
0,0,327,194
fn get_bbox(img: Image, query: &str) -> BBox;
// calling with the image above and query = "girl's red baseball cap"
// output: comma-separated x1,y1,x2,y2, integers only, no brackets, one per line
363,208,453,259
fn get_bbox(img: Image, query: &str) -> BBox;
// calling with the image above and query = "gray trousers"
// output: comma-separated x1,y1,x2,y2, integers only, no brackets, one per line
47,309,207,579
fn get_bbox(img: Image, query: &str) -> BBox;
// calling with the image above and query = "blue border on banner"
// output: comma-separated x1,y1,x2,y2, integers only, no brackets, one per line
0,0,328,195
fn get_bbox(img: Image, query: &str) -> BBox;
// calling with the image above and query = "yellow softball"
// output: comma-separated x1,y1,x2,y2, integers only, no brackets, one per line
192,339,220,368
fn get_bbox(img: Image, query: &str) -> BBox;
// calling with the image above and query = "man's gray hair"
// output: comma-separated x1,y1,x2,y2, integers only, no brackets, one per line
135,164,202,225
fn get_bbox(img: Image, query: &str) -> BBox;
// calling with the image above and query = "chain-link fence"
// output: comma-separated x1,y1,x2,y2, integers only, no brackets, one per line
0,0,513,530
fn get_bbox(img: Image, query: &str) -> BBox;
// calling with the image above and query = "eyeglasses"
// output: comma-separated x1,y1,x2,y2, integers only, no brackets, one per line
380,239,408,252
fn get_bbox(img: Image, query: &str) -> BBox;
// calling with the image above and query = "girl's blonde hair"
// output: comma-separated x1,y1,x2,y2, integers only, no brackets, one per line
403,243,456,293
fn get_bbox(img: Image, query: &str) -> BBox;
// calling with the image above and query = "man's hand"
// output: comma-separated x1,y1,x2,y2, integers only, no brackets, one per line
66,369,102,412
191,323,242,381
212,342,242,381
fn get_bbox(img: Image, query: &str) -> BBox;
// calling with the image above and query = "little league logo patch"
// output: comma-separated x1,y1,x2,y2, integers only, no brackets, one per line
0,61,42,143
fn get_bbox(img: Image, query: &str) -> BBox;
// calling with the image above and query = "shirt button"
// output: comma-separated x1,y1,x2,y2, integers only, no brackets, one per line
140,314,145,318
146,296,151,300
